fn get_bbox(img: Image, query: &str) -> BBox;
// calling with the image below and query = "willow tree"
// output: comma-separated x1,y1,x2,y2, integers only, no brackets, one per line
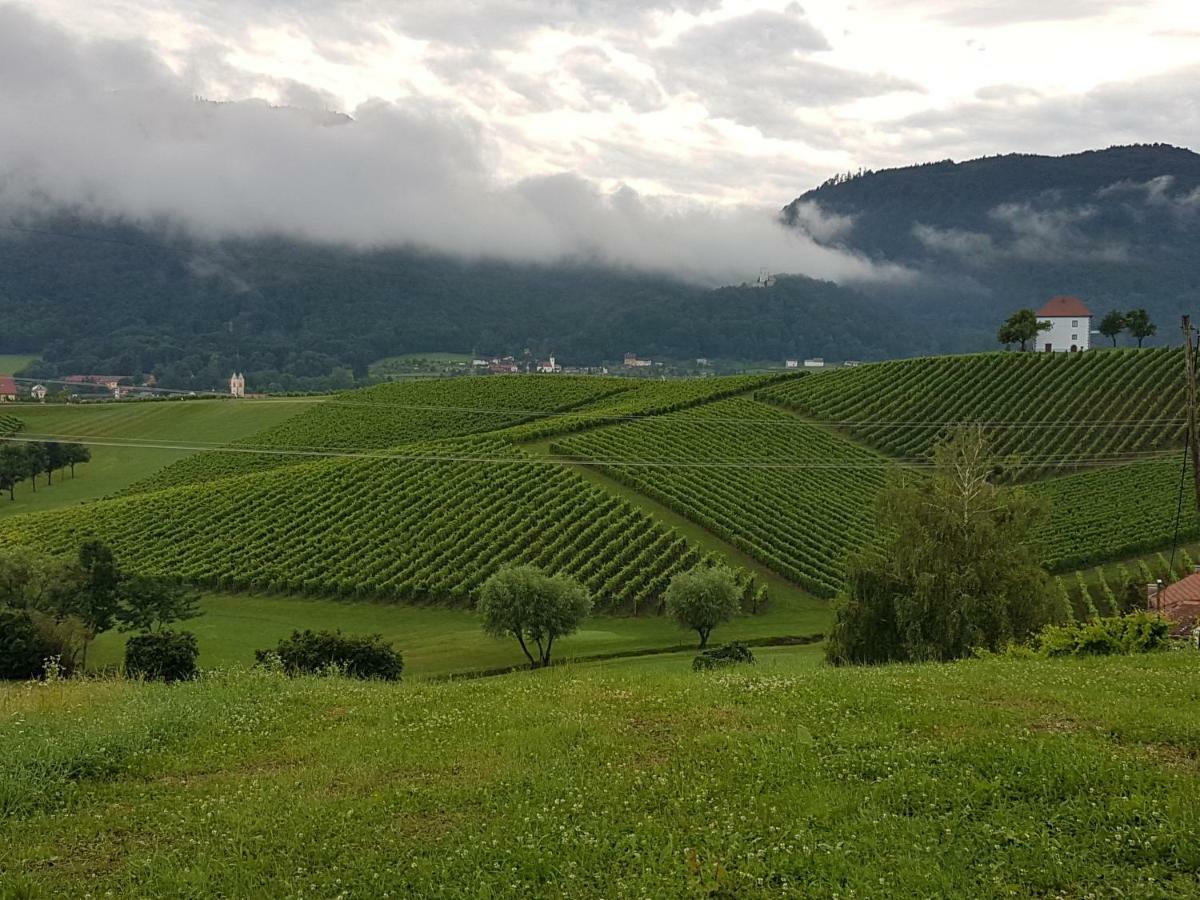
827,426,1054,665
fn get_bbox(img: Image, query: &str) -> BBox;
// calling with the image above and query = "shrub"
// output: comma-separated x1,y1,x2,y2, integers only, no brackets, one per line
692,642,755,671
256,629,403,680
0,608,55,680
1033,612,1172,658
124,630,199,682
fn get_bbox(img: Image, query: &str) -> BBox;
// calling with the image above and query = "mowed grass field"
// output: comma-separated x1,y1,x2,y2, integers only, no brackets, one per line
0,399,305,517
86,591,831,677
3,652,1199,897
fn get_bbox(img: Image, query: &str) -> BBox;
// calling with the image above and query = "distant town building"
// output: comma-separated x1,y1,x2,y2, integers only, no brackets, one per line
487,356,520,374
803,358,825,368
229,372,246,398
30,384,47,402
1037,296,1092,352
696,358,709,366
64,374,129,399
536,355,562,374
0,375,16,402
843,360,861,368
623,353,653,367
785,359,799,369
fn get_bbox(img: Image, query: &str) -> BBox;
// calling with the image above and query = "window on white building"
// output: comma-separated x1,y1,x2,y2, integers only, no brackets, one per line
1072,320,1078,327
1071,334,1078,341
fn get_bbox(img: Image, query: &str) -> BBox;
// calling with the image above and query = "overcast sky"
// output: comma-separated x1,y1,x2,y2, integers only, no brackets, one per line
2,0,1198,282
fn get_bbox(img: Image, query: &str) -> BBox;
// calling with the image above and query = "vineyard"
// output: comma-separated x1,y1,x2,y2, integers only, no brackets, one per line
126,376,637,494
552,397,890,597
758,349,1184,478
1,440,698,610
0,414,22,435
1031,457,1198,569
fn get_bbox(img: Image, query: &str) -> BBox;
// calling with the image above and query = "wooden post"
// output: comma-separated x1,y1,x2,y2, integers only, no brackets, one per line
1181,316,1200,513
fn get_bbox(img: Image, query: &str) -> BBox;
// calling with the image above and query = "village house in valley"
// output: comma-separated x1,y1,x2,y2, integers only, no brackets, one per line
0,375,17,402
1148,570,1200,640
1038,296,1092,352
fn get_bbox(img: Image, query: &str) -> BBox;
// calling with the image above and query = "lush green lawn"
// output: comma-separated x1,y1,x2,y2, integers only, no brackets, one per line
3,652,1199,897
88,590,832,677
0,399,304,517
0,354,39,375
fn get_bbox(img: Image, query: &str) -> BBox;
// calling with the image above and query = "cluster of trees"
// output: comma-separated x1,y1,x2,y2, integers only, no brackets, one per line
0,441,90,500
0,541,201,680
1098,309,1157,347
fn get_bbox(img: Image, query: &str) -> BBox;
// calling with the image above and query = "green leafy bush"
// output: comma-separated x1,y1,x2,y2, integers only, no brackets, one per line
256,630,403,680
0,608,55,680
692,642,755,671
1035,612,1172,658
124,630,199,682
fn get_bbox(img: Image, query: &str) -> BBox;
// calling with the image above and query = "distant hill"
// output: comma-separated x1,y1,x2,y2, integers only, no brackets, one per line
785,144,1200,339
0,219,938,392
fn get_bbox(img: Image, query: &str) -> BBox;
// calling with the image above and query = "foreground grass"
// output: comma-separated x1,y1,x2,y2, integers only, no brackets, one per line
0,399,305,517
2,652,1199,897
88,591,831,676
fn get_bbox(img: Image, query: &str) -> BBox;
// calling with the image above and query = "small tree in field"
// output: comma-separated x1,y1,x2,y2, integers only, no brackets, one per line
1098,310,1126,347
998,309,1052,351
664,566,741,648
115,576,201,633
478,565,592,668
1125,308,1156,347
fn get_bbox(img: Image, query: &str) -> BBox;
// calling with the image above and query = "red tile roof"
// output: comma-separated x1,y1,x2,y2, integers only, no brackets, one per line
1150,573,1200,634
0,376,17,396
1036,295,1091,318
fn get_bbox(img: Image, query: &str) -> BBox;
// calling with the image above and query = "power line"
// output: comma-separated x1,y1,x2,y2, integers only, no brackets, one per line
0,433,1182,471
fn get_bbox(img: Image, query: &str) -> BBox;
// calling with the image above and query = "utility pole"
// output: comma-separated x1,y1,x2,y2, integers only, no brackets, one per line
1180,315,1200,513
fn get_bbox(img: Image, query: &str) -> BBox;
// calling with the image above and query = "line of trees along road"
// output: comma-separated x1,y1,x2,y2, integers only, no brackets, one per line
0,441,90,500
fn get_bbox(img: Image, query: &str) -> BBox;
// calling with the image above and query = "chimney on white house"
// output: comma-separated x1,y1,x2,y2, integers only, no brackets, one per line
1146,580,1162,610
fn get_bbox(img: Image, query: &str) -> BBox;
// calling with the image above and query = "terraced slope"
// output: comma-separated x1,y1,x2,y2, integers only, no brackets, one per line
758,349,1183,477
1,441,698,610
126,376,637,493
552,397,889,597
0,413,21,435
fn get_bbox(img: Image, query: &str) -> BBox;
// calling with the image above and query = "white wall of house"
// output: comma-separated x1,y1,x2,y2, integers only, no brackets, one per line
1041,316,1090,352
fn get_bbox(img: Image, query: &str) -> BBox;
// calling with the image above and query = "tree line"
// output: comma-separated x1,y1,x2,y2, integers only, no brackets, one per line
0,440,90,500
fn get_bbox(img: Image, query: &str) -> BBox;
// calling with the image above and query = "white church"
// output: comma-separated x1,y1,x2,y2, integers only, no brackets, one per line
1037,296,1092,352
229,372,246,398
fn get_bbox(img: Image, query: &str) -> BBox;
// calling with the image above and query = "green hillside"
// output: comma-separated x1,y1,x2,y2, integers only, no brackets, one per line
759,349,1183,477
3,653,1199,897
125,376,637,493
552,397,889,597
1,441,701,610
0,399,302,517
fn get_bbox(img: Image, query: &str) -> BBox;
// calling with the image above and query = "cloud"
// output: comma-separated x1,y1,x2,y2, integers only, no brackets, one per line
0,4,901,287
901,0,1140,26
656,7,920,138
913,201,1129,263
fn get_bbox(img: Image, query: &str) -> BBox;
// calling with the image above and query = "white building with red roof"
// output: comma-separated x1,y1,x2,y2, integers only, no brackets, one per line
1036,296,1092,353
0,375,16,402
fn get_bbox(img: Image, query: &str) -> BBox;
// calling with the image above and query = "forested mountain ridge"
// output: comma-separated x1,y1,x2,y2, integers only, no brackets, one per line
0,219,941,391
785,144,1200,335
3,144,1198,391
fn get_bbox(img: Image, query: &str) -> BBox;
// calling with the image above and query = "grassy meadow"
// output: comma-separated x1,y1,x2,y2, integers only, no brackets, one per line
0,399,305,517
0,354,39,375
86,590,831,677
3,652,1199,897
